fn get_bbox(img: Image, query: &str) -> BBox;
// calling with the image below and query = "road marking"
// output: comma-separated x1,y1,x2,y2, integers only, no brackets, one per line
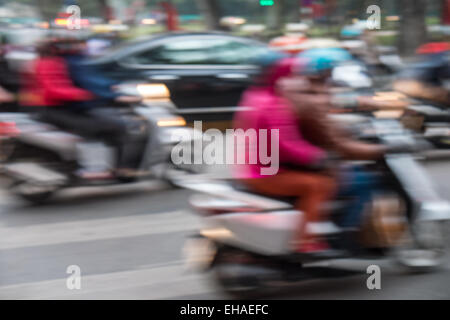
0,263,216,300
0,210,200,250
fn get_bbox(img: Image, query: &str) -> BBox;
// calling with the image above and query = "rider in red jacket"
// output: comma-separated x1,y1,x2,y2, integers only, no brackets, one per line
20,37,141,179
21,39,93,107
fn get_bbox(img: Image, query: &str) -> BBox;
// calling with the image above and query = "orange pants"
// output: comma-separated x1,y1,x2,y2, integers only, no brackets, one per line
241,170,336,242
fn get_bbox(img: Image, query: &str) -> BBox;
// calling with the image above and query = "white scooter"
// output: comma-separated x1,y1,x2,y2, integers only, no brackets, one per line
0,83,201,203
181,117,450,298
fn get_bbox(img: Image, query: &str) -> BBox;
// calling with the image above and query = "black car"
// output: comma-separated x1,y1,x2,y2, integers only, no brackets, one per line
88,32,273,122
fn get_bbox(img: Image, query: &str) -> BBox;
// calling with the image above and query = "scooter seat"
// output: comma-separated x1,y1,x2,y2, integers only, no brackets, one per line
18,128,83,160
231,180,298,206
230,180,349,219
179,179,294,211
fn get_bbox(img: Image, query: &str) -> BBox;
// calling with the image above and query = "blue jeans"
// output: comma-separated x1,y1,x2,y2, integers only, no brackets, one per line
337,165,379,229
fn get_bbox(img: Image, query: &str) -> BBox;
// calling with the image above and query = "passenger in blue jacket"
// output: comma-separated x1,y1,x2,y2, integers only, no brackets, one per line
59,38,145,178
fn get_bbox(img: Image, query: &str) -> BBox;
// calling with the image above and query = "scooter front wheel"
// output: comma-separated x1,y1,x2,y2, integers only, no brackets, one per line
11,180,59,205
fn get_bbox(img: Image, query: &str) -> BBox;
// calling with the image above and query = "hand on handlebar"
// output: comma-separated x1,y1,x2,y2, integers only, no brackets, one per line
0,87,14,104
309,152,339,171
385,141,419,154
386,139,433,155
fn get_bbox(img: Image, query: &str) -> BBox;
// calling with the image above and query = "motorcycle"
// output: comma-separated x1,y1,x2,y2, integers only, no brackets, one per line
0,83,201,204
329,48,450,151
181,117,450,298
402,101,450,150
330,87,450,151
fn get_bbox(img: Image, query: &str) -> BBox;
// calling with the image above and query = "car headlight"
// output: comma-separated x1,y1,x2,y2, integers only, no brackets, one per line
137,84,170,100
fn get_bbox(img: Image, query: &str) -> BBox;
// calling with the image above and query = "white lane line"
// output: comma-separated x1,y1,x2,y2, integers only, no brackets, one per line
0,210,200,250
0,264,215,300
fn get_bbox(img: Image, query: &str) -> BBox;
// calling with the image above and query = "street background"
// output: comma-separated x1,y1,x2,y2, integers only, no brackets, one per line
0,0,449,299
0,158,449,299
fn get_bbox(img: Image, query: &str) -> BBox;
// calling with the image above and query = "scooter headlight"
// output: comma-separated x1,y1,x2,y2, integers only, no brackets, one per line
137,83,170,100
157,116,186,127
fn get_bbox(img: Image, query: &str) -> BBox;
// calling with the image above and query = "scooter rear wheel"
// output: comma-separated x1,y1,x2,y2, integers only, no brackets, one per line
211,247,286,299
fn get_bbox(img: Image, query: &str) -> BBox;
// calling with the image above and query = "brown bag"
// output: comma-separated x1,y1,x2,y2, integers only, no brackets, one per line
360,194,408,248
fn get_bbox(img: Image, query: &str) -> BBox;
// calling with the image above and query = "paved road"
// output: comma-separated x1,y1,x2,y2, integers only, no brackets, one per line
0,160,449,300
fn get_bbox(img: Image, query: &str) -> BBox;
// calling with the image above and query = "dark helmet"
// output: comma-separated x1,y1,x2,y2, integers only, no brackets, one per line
37,32,86,56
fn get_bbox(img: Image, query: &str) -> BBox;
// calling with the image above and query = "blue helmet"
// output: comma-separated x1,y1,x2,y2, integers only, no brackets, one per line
297,48,353,76
250,49,290,84
252,49,289,69
341,27,363,38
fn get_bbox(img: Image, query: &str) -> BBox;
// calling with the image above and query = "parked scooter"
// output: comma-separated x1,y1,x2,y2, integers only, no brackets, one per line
0,83,200,204
181,117,450,298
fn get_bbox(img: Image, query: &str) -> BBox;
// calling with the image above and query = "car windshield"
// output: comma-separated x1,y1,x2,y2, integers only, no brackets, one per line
94,34,271,66
100,34,160,57
157,38,269,65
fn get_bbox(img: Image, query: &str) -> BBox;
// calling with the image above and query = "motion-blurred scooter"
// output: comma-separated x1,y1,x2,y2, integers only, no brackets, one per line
181,117,450,298
0,83,201,204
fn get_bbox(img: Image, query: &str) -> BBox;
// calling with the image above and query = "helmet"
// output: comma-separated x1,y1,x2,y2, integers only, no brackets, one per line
252,50,299,87
340,26,363,38
37,32,86,56
252,49,289,70
416,42,450,55
297,48,353,76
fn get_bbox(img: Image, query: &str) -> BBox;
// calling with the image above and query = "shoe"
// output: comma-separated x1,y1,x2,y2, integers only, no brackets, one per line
115,168,151,178
296,240,347,260
76,169,113,180
297,240,330,253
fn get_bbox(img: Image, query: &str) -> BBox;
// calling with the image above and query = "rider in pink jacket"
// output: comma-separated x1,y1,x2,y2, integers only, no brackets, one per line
233,57,325,179
233,56,335,254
